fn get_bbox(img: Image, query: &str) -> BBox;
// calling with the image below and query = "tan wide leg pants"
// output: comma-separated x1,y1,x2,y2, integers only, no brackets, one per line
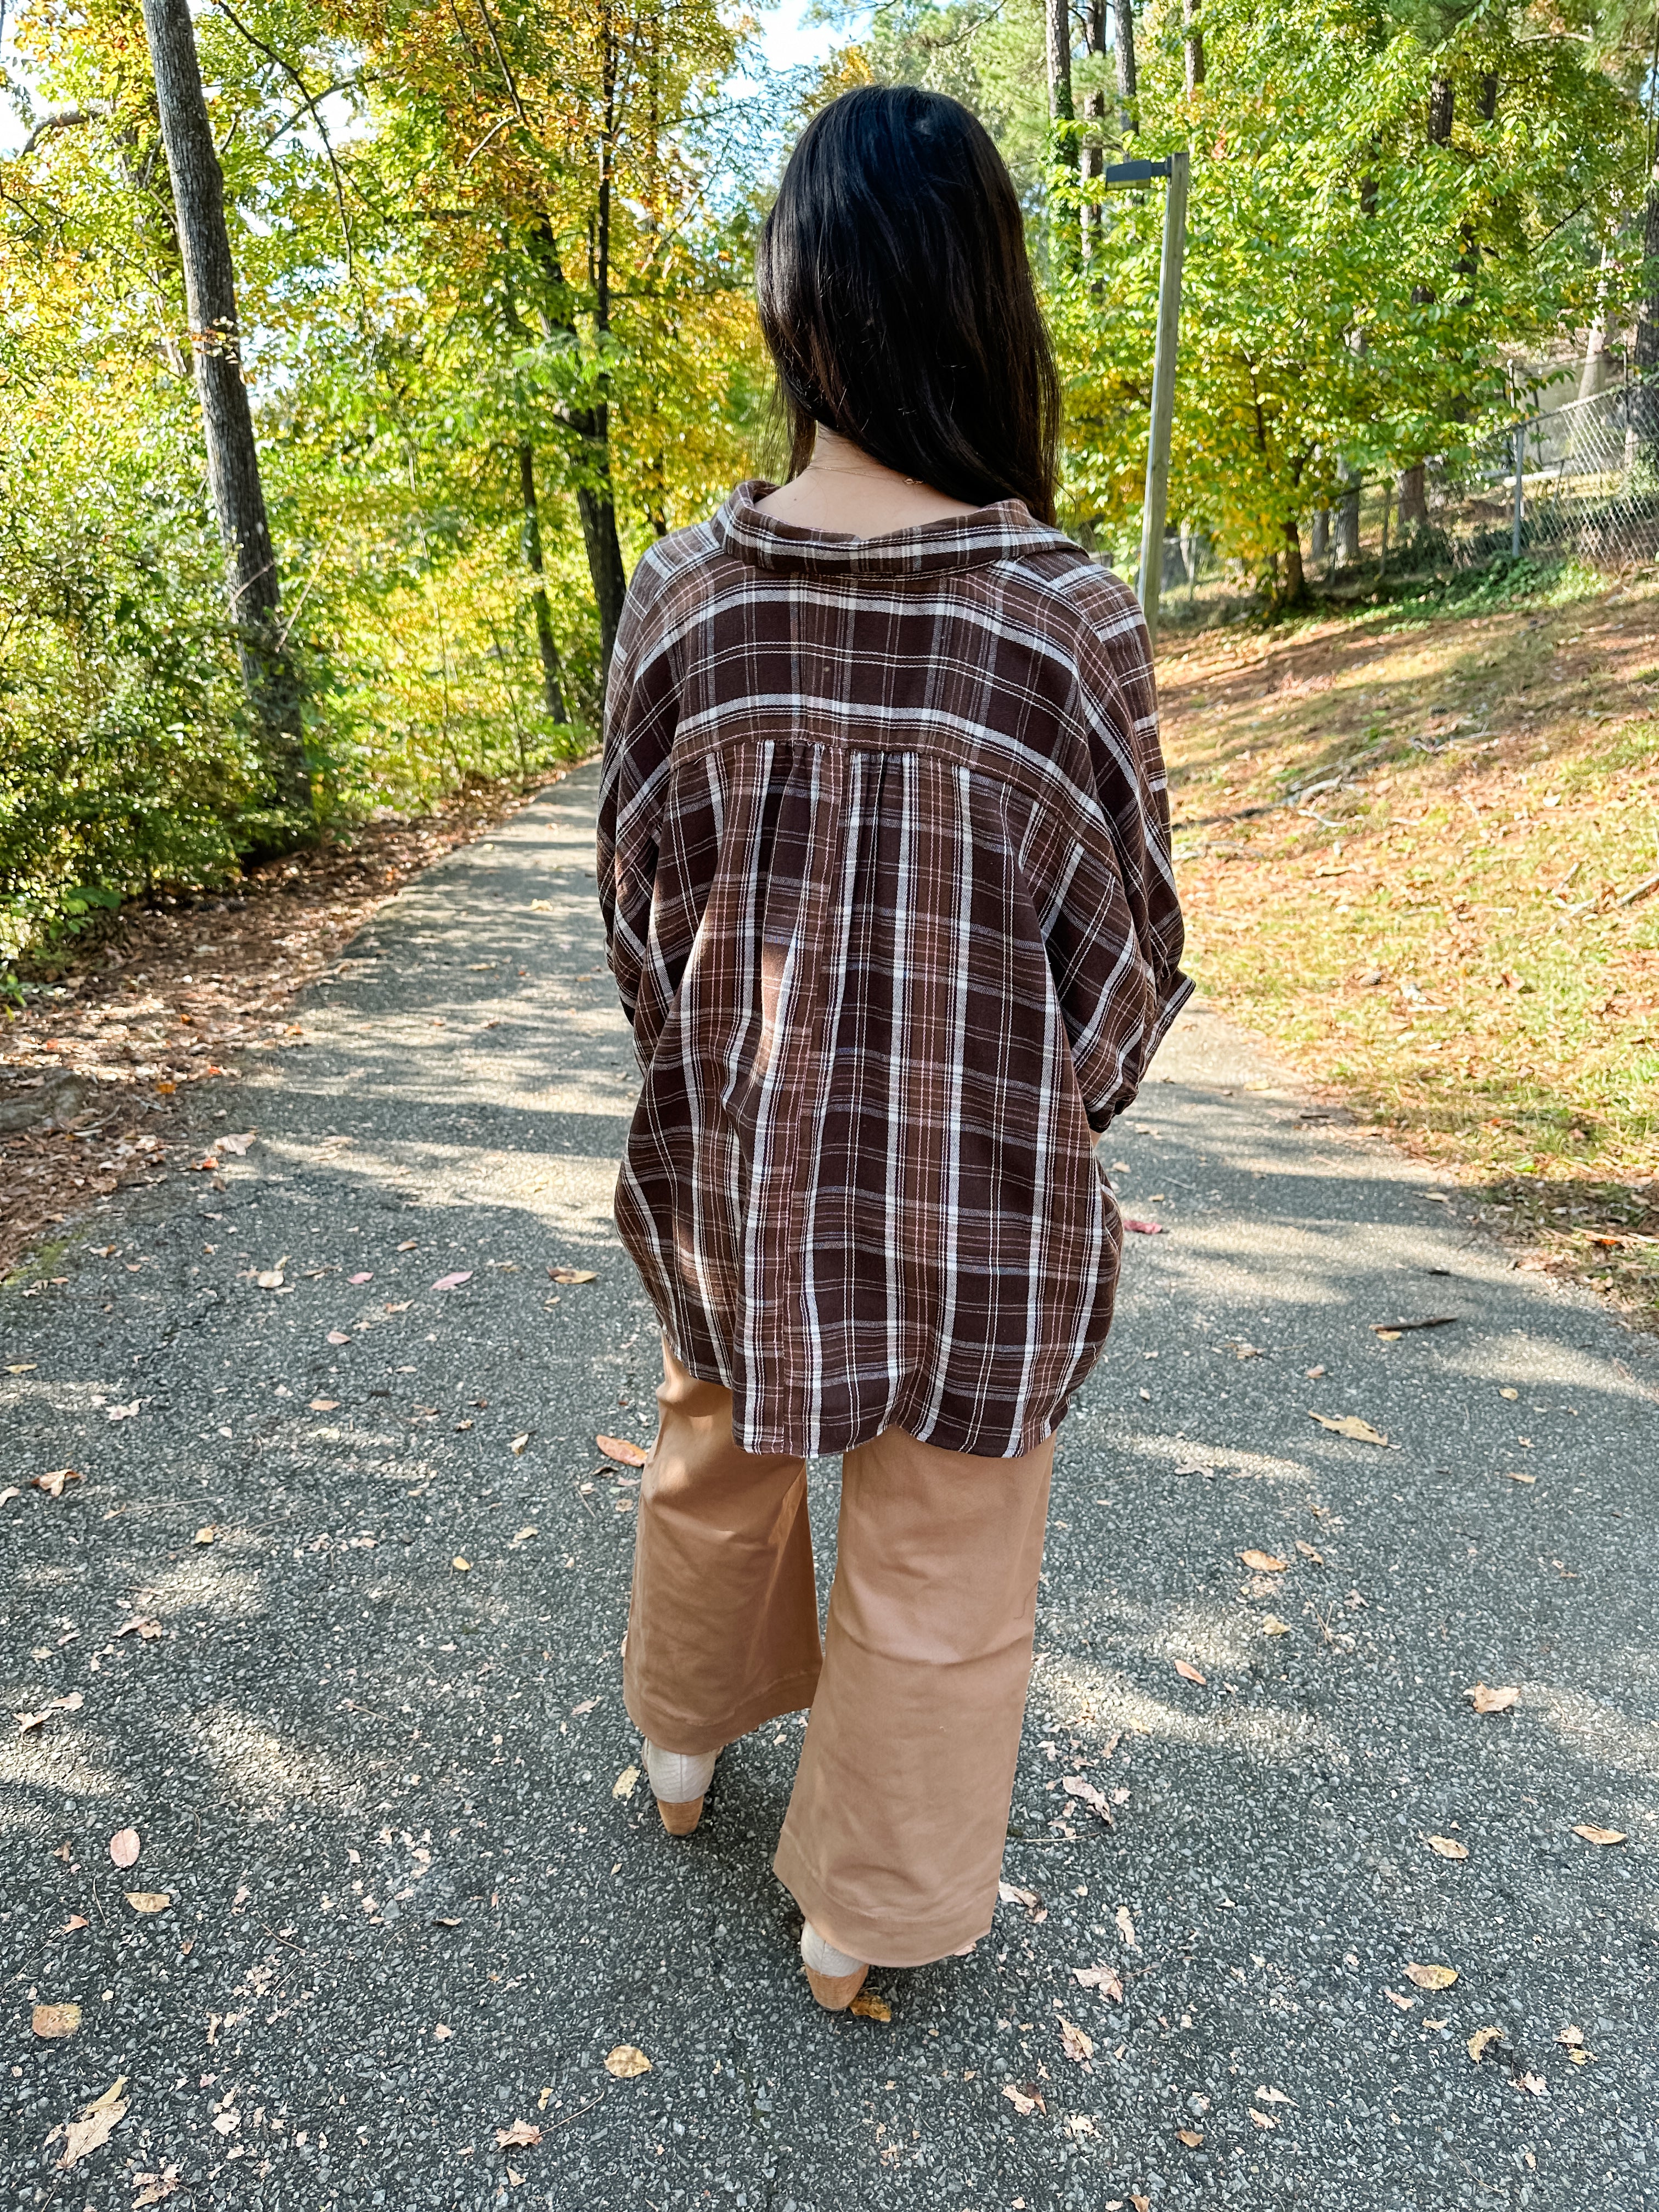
622,1344,1054,1968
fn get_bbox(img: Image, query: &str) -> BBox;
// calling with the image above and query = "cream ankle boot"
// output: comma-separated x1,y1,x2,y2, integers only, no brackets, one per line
641,1741,718,1836
801,1921,868,2010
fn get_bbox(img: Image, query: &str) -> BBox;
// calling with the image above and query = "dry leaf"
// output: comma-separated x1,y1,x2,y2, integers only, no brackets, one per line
1058,2016,1094,2066
1384,1988,1415,2011
1249,2108,1278,2130
1173,1660,1206,1684
510,1434,530,1457
1405,1963,1459,1991
1307,1411,1389,1446
1424,1834,1469,1860
325,1330,351,1347
571,1697,599,1716
1520,2073,1548,2098
1572,1823,1627,1846
511,1526,537,1545
125,1892,171,1913
32,1468,82,1497
1262,1615,1291,1637
1061,1775,1113,1822
605,2045,651,2079
1177,2128,1204,2148
1115,1905,1138,1951
1557,2024,1584,2047
1467,2025,1505,2064
109,1827,140,1869
1568,2048,1594,2066
193,1525,215,1545
1296,1539,1325,1564
612,1764,640,1800
255,1268,284,1289
218,1132,256,1156
495,2120,541,2149
1122,1218,1164,1234
308,1399,339,1413
452,1556,471,1572
433,2024,453,2041
131,2164,181,2206
549,1267,598,1284
1073,1964,1124,2000
106,1401,141,1422
1255,2086,1295,2105
849,1989,893,2021
1001,2081,1046,2116
32,2002,82,2038
998,1881,1042,1915
431,1271,474,1290
61,1914,88,1932
596,1434,648,1468
1238,1549,1287,1572
116,1615,163,1640
1466,1684,1520,1714
55,2075,129,2168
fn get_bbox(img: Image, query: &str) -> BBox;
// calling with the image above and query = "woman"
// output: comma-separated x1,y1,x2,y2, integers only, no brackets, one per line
597,84,1188,2010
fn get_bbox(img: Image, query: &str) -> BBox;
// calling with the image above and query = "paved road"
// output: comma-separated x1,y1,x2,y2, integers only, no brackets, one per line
4,761,1656,2212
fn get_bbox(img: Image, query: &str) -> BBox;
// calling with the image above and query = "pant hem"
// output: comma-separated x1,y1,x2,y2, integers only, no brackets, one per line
772,1830,994,1970
623,1666,823,1759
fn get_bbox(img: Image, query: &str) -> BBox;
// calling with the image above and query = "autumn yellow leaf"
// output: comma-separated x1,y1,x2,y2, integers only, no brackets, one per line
53,2076,129,2168
1467,2025,1505,2063
1307,1411,1389,1446
32,2003,82,2038
596,1434,648,1468
1572,1823,1626,1846
612,1764,640,1799
495,2119,541,2149
1423,1834,1469,1860
849,1989,892,2021
1262,1615,1291,1636
1404,1962,1459,1991
605,2045,652,2079
1466,1684,1520,1714
1177,2126,1204,2148
125,1891,171,1913
1238,1549,1287,1572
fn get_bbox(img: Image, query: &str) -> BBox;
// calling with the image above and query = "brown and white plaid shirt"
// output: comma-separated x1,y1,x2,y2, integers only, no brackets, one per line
598,482,1189,1459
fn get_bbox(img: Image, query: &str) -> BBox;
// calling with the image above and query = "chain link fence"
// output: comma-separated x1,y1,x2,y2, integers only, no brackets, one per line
1151,371,1659,625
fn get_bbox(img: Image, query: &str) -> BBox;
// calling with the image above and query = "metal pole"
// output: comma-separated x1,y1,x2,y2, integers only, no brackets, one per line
1137,146,1189,656
1512,423,1525,557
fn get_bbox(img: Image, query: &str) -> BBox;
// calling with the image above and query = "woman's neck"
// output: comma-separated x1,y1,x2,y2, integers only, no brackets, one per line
755,425,980,538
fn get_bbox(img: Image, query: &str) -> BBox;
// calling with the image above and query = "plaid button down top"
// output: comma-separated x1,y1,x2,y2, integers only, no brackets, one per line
597,482,1189,1459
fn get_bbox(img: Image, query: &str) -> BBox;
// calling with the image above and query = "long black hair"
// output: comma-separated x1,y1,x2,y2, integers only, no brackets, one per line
755,85,1062,524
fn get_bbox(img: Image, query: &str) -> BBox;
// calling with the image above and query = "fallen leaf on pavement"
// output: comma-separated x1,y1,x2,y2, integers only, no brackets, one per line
1002,2081,1046,2116
1423,1833,1469,1860
348,1271,373,1284
1572,1824,1627,1846
1262,1615,1291,1636
61,1915,88,1932
1467,2025,1505,2063
52,2075,129,2168
612,1764,640,1799
1122,1218,1163,1234
32,2003,82,2038
0,1486,18,1506
1073,1963,1124,1999
1308,1412,1389,1446
194,1525,215,1545
1296,1539,1325,1564
325,1331,351,1346
1058,2016,1094,2065
605,2045,651,2079
124,1892,171,1913
109,1827,140,1869
496,2120,541,2149
1255,2086,1296,2105
549,1267,599,1284
433,2024,453,2040
217,1133,256,1156
397,1238,418,1252
256,1268,285,1289
1558,2025,1584,2047
571,1698,599,1716
1249,2108,1278,2130
1177,2126,1204,2148
511,1526,537,1545
510,1434,530,1456
308,1400,339,1413
850,1989,892,2021
32,1469,82,1497
1061,1775,1113,1822
1115,1905,1138,1951
998,1882,1042,1914
1384,1988,1414,2011
1238,1549,1287,1573
18,1692,85,1731
1466,1684,1520,1714
1405,1963,1459,1991
1520,2073,1548,2098
1173,1660,1206,1684
452,1558,471,1572
431,1271,473,1291
596,1434,648,1467
131,2164,181,2205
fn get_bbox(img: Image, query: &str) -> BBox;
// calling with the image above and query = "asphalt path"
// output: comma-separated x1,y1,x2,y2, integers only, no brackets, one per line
4,760,1656,2212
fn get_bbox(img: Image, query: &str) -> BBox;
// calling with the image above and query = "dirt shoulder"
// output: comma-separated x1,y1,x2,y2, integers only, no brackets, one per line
1158,570,1659,1327
0,764,593,1286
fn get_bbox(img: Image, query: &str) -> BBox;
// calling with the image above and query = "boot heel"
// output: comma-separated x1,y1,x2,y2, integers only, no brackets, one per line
656,1795,706,1837
801,1922,868,2011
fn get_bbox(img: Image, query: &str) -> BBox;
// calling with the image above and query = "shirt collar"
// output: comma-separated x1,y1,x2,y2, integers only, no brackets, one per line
711,478,1068,579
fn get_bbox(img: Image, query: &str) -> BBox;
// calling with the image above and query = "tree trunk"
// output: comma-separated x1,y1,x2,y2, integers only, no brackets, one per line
517,442,568,721
1397,462,1427,532
1635,173,1659,455
1336,467,1361,564
1281,518,1304,605
1080,90,1105,262
1428,75,1453,146
1112,0,1137,137
1046,0,1074,127
1183,0,1204,94
1579,245,1616,403
138,0,308,821
1310,507,1328,560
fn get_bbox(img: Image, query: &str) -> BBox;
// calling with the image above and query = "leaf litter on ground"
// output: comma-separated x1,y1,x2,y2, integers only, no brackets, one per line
1466,1683,1521,1713
47,2075,129,2169
1307,1411,1389,1446
596,1434,648,1467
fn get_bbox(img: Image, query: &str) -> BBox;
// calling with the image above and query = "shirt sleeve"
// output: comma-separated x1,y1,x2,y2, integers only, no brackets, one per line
1045,574,1192,1132
596,552,681,1029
